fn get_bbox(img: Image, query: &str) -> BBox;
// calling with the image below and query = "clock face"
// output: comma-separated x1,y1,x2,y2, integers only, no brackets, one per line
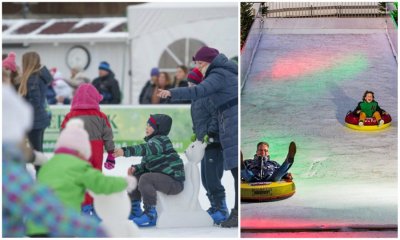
66,46,90,70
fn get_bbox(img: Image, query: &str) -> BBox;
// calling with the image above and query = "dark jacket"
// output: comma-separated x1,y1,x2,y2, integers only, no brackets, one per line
24,66,52,130
92,71,121,104
173,79,188,88
170,80,190,104
243,155,283,182
139,80,154,104
122,114,185,182
139,81,172,104
169,54,238,170
191,97,220,147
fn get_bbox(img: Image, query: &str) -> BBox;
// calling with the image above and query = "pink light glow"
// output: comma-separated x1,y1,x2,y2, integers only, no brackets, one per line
241,217,346,230
241,217,397,238
255,49,351,81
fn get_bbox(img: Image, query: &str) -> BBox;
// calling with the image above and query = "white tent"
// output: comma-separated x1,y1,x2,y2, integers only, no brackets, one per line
2,18,131,103
127,2,238,104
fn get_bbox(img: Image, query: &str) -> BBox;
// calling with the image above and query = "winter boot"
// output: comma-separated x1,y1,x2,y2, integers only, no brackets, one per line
81,204,101,222
287,141,296,164
206,195,216,216
221,208,238,228
133,205,157,227
129,200,143,220
378,119,384,127
210,199,229,225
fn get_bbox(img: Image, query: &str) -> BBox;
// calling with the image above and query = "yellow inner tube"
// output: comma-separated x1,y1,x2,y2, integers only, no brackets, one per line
241,181,295,202
345,122,391,131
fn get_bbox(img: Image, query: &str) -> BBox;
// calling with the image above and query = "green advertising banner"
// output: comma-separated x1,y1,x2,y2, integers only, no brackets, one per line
44,105,192,153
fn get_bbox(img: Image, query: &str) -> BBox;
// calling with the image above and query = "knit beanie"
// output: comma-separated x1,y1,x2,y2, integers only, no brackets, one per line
187,68,203,85
55,118,91,160
2,52,17,72
192,46,219,63
2,85,33,143
150,67,160,77
147,115,158,131
99,61,111,72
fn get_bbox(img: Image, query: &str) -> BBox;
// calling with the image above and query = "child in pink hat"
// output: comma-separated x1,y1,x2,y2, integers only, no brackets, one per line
61,83,117,218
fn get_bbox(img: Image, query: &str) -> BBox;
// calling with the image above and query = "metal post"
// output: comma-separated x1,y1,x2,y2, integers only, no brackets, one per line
22,3,29,19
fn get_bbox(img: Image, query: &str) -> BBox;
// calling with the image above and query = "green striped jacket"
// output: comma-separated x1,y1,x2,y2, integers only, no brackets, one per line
122,135,185,182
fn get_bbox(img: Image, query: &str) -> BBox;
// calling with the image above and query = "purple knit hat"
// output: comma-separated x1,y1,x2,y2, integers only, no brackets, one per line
192,46,219,63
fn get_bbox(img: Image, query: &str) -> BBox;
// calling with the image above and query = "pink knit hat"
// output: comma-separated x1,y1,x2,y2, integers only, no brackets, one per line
55,118,91,160
2,52,17,72
71,83,103,110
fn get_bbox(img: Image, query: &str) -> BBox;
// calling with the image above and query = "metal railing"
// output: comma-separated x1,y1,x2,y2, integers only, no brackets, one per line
384,2,397,62
241,3,264,91
264,2,387,18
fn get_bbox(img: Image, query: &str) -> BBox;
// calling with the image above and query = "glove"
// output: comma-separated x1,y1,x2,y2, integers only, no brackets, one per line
32,150,48,166
125,176,138,192
283,173,293,182
191,133,196,142
104,152,116,170
203,134,209,144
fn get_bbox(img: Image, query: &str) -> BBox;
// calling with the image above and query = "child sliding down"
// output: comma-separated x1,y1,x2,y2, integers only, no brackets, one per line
354,90,387,127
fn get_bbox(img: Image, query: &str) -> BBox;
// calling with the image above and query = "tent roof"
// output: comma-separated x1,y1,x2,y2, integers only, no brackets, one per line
127,2,238,38
2,17,128,44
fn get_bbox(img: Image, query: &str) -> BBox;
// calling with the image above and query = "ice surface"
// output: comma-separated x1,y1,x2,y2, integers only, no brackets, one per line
33,152,237,238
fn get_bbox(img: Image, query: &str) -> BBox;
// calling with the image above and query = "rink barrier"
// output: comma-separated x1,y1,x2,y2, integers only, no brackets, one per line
44,105,191,153
240,4,264,91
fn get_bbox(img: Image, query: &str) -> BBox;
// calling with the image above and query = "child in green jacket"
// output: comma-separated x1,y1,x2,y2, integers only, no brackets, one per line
27,119,137,237
354,91,386,127
114,114,185,227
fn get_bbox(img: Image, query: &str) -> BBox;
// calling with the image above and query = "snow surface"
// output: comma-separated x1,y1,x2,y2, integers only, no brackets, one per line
241,18,397,237
29,153,237,238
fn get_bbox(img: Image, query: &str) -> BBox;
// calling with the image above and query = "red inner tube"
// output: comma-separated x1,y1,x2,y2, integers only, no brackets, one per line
345,112,392,126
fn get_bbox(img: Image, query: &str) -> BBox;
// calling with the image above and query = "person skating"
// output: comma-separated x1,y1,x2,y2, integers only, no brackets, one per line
61,83,118,218
187,68,228,225
114,114,185,227
157,46,238,228
26,118,137,237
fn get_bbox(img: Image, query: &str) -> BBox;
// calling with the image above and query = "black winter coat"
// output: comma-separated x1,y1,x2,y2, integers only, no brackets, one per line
92,72,121,104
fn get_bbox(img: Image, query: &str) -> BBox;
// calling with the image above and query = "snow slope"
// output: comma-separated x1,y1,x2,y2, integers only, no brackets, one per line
241,18,397,237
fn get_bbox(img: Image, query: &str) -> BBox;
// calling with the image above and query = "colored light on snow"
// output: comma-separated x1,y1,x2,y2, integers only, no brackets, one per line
256,50,368,82
241,217,343,229
271,51,338,80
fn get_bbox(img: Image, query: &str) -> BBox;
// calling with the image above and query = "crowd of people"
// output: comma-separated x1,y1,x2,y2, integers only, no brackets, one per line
2,46,239,236
2,51,196,107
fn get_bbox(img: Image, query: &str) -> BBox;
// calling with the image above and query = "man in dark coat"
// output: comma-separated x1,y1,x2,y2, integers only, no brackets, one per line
157,46,238,228
241,142,296,183
92,61,121,104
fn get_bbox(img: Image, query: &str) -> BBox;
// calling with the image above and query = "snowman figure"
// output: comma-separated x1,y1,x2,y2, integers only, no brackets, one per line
156,140,213,228
93,191,140,237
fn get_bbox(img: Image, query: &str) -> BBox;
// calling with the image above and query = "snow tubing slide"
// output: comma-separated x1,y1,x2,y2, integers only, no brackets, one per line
241,181,296,202
345,111,392,131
